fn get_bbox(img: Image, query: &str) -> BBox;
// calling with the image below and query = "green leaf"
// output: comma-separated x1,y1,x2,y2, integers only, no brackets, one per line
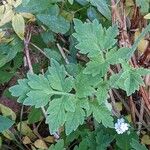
65,106,85,135
136,0,149,14
41,32,55,44
75,138,89,150
46,96,76,134
48,139,64,150
83,47,132,77
24,90,51,108
23,74,53,107
122,70,144,96
88,0,111,20
47,59,74,92
22,0,30,6
116,133,138,150
28,107,43,124
44,48,62,61
0,70,15,84
12,13,25,40
75,72,98,98
0,115,14,133
110,63,149,96
27,73,52,91
37,14,70,34
96,81,109,105
73,19,118,57
106,47,131,64
9,59,74,108
46,97,67,134
136,68,150,76
0,37,23,68
76,0,88,5
87,6,100,21
9,79,30,103
96,130,113,150
83,55,109,77
16,0,55,13
68,0,74,4
130,139,148,150
89,101,114,128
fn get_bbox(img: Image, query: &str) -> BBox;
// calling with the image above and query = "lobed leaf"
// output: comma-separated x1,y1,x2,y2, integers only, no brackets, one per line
73,19,118,57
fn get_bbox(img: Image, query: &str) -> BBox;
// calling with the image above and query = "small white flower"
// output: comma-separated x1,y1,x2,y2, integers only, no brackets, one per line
2,0,7,5
115,118,129,134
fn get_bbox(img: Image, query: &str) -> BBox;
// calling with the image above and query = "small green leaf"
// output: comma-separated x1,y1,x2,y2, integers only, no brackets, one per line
0,115,14,133
73,19,118,57
44,48,61,61
48,139,64,150
16,0,54,13
28,107,43,124
24,90,51,108
83,55,109,77
68,0,74,5
37,14,70,34
89,0,111,20
0,37,23,68
116,133,138,150
123,71,144,96
87,6,100,21
22,0,30,6
110,63,149,96
0,104,16,120
46,97,67,134
96,81,109,105
89,101,114,128
12,13,25,40
47,59,73,92
96,130,113,150
75,72,97,98
46,95,76,134
65,106,85,135
136,0,149,14
130,139,148,150
9,79,30,103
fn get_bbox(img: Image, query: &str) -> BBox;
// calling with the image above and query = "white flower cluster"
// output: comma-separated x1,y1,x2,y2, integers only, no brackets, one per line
115,118,129,134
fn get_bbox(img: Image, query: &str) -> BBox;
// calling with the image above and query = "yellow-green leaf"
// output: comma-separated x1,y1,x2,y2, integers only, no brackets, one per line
0,104,16,120
22,136,32,145
43,136,55,143
115,102,123,112
12,13,25,40
125,114,132,123
17,122,36,139
144,13,150,19
2,130,14,140
141,135,150,145
0,5,5,19
34,139,48,149
13,0,22,8
20,12,35,21
0,9,14,27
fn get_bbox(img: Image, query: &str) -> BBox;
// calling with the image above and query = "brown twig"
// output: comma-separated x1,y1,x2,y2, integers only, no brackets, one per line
129,96,136,124
109,90,120,117
30,42,48,58
137,100,145,135
56,43,69,64
24,30,33,73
